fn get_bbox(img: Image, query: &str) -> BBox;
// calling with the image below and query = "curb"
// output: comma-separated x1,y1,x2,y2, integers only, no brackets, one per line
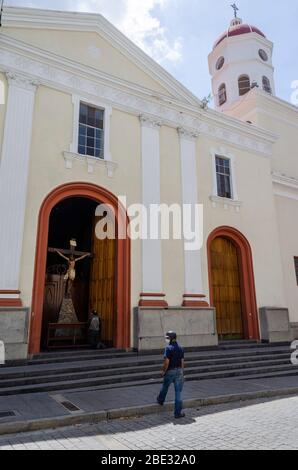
0,387,298,436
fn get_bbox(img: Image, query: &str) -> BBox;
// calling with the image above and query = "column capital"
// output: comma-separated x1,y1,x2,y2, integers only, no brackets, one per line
139,114,162,129
6,71,39,92
178,126,199,141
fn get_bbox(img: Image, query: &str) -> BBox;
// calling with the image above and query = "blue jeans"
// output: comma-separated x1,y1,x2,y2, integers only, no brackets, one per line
158,369,184,417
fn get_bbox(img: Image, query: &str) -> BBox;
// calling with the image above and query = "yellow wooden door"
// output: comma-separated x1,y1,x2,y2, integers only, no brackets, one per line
89,217,116,346
210,237,244,340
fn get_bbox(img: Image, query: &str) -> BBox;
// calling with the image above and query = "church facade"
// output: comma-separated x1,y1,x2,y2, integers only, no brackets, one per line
0,6,297,360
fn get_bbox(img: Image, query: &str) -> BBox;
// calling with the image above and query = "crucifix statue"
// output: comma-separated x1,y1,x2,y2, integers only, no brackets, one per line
231,3,239,18
48,239,92,332
48,239,91,298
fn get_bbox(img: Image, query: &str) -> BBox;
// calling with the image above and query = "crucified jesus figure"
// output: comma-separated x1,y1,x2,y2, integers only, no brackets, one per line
54,239,91,298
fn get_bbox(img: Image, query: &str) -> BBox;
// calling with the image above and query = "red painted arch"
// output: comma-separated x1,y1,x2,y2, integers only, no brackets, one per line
29,182,131,355
207,226,260,340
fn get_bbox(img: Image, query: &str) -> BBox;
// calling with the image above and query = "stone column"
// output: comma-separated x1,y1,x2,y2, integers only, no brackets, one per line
178,127,208,307
0,72,38,306
139,115,167,307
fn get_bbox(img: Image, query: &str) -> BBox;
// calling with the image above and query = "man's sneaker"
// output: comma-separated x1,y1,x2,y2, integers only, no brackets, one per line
157,398,164,406
174,413,185,419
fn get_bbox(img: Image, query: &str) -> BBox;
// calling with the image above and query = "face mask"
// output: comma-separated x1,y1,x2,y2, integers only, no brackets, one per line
165,339,170,345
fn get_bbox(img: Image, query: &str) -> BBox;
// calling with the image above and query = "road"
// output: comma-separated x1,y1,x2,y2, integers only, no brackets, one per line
0,396,297,450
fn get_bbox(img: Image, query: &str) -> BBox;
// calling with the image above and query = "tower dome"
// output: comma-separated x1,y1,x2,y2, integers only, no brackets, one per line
213,18,266,50
208,10,275,112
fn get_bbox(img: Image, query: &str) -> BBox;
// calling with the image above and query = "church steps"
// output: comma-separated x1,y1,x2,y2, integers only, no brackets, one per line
0,351,291,381
26,344,290,366
0,355,292,385
0,357,296,395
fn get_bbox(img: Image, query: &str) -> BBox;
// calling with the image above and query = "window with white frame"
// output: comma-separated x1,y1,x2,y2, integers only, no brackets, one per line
215,156,232,199
78,103,104,159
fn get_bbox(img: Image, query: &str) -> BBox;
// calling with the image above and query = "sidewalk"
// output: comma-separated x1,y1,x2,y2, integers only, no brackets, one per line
0,374,298,435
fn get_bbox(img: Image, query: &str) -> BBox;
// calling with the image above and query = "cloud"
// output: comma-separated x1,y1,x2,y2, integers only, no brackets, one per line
6,0,183,64
78,0,183,64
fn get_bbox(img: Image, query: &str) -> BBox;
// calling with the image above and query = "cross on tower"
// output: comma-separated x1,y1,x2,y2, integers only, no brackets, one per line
231,3,239,18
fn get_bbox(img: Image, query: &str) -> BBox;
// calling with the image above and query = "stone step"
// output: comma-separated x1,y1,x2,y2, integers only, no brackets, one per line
0,359,296,396
0,356,293,388
0,352,291,381
24,344,291,367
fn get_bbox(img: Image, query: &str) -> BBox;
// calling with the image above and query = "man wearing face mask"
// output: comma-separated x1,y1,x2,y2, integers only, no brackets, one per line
157,331,185,419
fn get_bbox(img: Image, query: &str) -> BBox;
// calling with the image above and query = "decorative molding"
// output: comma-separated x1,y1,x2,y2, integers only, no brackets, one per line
139,114,162,129
177,126,199,141
63,151,117,178
209,195,243,212
6,71,39,91
272,172,298,201
0,34,277,157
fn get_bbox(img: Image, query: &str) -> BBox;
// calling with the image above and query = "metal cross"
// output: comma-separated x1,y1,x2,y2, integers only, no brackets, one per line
231,3,239,18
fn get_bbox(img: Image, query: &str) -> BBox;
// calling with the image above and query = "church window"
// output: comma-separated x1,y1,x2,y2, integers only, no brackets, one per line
262,76,272,94
295,257,298,285
259,49,268,62
216,56,225,70
218,84,227,106
238,75,251,96
78,103,104,158
215,156,232,199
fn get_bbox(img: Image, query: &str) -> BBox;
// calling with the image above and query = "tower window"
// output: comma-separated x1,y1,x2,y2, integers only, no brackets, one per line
218,84,227,106
259,49,269,62
238,75,251,96
216,56,225,70
215,156,232,199
262,76,272,94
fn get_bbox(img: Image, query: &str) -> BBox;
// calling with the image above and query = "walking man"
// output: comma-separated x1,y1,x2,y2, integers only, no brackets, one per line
157,331,185,419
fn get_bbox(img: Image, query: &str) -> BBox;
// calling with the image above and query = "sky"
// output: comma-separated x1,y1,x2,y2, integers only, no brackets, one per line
3,0,298,104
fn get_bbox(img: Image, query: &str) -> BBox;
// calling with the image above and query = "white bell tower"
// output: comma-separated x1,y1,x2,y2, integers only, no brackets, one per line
208,6,275,112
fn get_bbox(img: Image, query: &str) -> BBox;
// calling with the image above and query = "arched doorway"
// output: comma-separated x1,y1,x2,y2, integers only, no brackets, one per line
207,226,259,341
29,183,130,355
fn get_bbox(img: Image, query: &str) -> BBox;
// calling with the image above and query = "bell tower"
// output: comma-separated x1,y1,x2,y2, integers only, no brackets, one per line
208,5,275,112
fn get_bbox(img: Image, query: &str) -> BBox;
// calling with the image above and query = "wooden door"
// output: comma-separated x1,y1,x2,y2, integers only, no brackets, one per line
89,217,116,347
210,237,244,340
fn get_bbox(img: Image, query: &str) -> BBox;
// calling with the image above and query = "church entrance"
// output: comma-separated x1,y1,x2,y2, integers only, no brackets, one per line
29,183,130,355
207,226,260,341
41,197,116,350
210,237,244,340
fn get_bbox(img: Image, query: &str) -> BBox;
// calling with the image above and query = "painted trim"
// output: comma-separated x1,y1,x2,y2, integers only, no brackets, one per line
139,293,168,308
182,294,209,308
29,182,131,355
0,299,22,307
207,226,260,340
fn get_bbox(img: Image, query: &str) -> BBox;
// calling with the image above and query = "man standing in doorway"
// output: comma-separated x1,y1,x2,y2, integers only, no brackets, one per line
157,331,185,419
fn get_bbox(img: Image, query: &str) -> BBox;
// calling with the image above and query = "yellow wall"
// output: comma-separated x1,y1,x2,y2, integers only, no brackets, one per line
4,27,173,97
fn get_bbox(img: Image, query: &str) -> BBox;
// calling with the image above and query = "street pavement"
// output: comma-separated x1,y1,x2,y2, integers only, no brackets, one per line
0,396,297,450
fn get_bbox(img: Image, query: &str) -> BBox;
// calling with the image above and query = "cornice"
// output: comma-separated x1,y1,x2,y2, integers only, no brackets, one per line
272,172,298,190
0,33,277,157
